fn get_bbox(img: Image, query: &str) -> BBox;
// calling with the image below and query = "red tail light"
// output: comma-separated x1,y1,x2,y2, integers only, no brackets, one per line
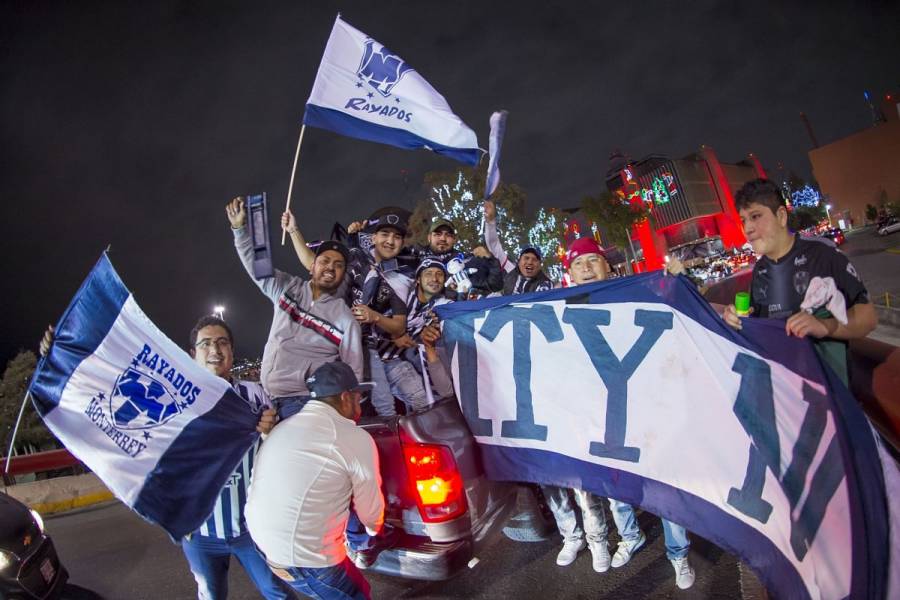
402,442,467,523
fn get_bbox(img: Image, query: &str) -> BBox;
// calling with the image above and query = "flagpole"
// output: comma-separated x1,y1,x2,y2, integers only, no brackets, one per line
3,391,31,476
281,124,307,245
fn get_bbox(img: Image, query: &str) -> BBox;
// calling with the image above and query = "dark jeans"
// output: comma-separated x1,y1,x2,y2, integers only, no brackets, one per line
273,557,370,600
272,395,311,420
181,532,291,599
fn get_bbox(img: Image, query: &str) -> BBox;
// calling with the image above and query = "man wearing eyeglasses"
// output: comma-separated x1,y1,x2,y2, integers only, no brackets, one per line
181,315,292,600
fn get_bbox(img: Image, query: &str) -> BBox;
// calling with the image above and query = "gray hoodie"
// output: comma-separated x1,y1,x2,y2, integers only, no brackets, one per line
233,226,363,398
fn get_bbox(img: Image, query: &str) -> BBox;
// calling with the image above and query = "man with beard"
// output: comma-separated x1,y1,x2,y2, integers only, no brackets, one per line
483,200,553,294
283,207,411,417
407,217,504,298
227,197,362,420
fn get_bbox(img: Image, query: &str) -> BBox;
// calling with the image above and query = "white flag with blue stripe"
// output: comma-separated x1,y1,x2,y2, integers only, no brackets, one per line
28,254,260,540
303,15,480,165
435,273,899,600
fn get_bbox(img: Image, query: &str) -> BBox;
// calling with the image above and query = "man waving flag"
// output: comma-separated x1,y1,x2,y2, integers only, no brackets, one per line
28,254,261,540
303,15,480,165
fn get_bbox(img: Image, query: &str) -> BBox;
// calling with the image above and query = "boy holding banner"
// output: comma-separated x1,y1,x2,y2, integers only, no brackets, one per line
722,179,876,386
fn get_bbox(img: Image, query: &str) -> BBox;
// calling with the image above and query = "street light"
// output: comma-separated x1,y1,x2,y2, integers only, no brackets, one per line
825,204,832,227
213,305,225,320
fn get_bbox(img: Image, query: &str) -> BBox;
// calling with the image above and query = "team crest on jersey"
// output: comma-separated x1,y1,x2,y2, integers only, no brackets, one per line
357,39,412,97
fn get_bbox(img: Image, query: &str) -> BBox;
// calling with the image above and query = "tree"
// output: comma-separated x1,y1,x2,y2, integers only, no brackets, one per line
410,167,567,278
581,191,649,273
865,203,878,223
1,350,56,455
788,205,826,232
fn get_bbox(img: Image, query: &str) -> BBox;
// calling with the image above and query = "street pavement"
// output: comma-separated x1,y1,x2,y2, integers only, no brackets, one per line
47,500,750,599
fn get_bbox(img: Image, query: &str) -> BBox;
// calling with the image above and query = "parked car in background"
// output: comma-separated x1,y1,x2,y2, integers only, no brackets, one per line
821,227,845,245
0,492,67,599
878,218,900,236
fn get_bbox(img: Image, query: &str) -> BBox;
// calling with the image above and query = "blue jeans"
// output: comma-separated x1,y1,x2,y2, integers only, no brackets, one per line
542,485,608,544
368,349,430,417
608,500,691,559
273,557,370,600
272,395,311,420
181,532,291,599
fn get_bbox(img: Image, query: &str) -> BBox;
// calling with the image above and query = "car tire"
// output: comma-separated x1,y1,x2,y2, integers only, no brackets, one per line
502,484,556,542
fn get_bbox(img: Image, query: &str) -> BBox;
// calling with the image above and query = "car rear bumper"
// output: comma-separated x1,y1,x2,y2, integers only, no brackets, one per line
366,532,473,581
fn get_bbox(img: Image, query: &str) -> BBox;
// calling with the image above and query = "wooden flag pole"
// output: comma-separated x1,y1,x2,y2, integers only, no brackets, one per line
281,124,307,245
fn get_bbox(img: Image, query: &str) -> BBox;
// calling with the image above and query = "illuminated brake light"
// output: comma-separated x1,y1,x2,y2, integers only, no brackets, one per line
402,443,467,522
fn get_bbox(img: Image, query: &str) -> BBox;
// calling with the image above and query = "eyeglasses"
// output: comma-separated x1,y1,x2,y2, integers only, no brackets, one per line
195,338,232,350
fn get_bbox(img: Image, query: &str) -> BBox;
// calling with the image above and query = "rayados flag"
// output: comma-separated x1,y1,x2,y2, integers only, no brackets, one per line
303,15,480,165
434,272,899,600
28,254,261,540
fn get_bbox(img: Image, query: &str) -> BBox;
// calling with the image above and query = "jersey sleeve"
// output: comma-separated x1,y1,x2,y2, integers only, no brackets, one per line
829,249,869,307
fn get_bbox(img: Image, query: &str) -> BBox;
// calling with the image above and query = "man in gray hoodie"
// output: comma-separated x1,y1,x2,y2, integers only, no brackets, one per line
226,197,363,419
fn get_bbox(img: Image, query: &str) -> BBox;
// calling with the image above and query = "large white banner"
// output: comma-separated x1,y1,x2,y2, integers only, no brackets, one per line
435,273,897,600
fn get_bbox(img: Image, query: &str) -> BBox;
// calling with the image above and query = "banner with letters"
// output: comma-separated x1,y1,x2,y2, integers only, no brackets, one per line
303,15,480,165
28,254,261,540
434,273,898,600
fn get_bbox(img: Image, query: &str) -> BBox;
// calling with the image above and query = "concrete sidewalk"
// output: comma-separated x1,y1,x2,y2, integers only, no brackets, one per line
4,472,113,514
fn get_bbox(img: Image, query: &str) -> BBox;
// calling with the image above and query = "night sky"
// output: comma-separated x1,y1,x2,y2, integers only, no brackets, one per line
3,1,898,366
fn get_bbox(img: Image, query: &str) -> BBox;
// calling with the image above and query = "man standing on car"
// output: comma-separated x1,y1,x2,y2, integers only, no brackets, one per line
227,197,363,420
483,200,553,294
245,361,384,600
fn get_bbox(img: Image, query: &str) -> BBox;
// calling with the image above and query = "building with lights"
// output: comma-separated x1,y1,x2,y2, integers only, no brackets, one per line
604,146,763,272
808,92,900,227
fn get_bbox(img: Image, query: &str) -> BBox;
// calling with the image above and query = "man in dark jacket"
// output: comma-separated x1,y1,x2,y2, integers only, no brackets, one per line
483,200,553,295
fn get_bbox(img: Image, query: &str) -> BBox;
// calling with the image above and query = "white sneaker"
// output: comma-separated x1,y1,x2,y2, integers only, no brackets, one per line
588,541,611,573
671,556,696,589
556,539,586,566
611,533,646,568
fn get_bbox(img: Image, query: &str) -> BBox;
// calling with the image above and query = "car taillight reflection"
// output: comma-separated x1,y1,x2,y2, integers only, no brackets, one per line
402,443,467,523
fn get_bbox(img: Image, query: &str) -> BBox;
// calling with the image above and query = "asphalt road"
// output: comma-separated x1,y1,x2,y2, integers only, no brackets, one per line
46,500,750,600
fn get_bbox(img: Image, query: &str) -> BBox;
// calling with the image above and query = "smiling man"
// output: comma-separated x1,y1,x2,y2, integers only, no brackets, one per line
723,179,876,385
483,200,553,294
227,197,362,420
181,315,291,600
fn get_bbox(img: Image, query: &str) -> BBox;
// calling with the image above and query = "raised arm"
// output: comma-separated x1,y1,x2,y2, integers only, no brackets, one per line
281,210,315,271
227,197,293,303
483,200,514,273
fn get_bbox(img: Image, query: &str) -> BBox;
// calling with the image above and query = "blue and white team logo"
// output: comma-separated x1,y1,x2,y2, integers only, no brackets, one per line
357,39,412,97
110,367,183,430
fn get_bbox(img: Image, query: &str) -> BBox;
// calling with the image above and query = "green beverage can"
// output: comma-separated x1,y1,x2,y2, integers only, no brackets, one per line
735,291,750,316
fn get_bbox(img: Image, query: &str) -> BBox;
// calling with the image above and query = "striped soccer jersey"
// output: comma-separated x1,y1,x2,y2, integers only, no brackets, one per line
191,379,268,539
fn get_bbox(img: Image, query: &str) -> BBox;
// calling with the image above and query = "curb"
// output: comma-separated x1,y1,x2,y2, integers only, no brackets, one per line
5,473,115,515
30,489,115,514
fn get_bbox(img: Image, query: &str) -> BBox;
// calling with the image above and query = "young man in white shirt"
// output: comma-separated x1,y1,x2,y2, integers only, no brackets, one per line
245,361,384,600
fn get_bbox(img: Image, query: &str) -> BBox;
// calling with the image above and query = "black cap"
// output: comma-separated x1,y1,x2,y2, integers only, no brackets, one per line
367,206,410,237
429,217,456,235
306,361,374,399
416,257,448,279
518,246,542,261
314,240,350,263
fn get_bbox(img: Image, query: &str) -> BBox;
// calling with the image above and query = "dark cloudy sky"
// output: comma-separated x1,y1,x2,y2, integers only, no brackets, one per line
2,0,898,366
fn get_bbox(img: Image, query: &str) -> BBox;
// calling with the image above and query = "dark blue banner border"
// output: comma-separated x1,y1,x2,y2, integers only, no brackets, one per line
29,253,130,416
304,103,480,166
